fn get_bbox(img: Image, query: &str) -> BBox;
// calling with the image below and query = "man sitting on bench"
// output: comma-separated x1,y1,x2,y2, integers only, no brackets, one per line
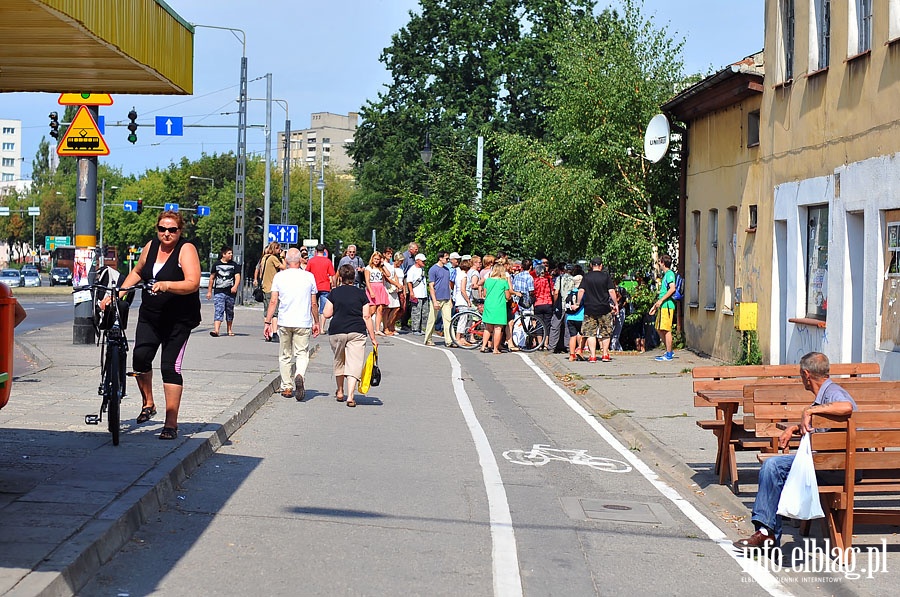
732,351,857,551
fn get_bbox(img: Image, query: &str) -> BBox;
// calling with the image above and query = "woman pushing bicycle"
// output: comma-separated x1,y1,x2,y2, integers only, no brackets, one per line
99,211,201,440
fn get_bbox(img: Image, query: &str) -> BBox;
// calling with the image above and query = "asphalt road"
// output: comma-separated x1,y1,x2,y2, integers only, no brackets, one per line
78,334,772,596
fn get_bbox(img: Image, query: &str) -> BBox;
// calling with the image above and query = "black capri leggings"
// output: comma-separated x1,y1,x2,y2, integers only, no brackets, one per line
132,318,193,385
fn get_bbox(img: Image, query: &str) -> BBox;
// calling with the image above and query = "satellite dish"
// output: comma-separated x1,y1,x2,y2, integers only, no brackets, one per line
643,114,670,163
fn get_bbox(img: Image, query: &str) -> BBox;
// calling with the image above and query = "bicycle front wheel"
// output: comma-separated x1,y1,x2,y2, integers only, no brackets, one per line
512,313,546,352
450,310,484,349
105,343,123,445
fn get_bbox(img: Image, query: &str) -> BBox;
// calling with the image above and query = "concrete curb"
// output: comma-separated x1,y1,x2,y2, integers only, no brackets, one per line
7,375,280,597
537,353,754,537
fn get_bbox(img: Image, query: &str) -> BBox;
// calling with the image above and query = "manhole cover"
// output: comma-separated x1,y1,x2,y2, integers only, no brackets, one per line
560,497,675,525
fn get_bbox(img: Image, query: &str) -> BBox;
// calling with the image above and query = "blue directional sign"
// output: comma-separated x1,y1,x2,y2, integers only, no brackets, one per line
268,224,299,244
196,205,211,217
97,115,105,135
155,116,183,137
123,200,138,212
164,202,179,212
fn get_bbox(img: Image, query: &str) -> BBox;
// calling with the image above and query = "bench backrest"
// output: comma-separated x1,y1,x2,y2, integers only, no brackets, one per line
810,411,900,473
748,382,900,437
692,362,879,394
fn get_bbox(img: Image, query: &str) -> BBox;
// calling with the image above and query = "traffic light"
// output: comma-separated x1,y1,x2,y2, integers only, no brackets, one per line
254,207,264,231
127,108,138,144
49,112,59,140
136,198,143,214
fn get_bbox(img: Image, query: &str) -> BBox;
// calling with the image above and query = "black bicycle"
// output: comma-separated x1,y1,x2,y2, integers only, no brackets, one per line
75,282,143,445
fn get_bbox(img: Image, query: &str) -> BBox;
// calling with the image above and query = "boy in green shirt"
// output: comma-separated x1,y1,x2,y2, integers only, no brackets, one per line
649,254,676,361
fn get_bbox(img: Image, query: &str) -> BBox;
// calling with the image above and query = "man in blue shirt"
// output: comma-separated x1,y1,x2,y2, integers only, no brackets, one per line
733,352,857,552
424,251,454,346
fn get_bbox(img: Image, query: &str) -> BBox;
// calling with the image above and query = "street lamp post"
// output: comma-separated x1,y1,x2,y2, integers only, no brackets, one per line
306,158,315,239
317,173,325,245
420,132,433,198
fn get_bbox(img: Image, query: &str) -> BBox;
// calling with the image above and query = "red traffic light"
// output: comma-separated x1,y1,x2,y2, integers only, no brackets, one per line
136,198,143,214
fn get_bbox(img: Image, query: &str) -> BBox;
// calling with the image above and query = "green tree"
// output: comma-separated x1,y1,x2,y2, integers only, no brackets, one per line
349,0,597,252
492,0,683,272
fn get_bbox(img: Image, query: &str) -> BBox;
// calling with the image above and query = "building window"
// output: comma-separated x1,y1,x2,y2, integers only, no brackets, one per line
748,110,760,146
706,209,718,309
691,211,701,306
850,0,873,55
724,207,737,312
778,0,795,82
749,205,758,229
881,210,900,351
1,158,13,167
1,127,14,135
1,173,13,182
809,0,830,70
890,0,900,40
322,137,331,143
805,205,829,320
1,143,14,151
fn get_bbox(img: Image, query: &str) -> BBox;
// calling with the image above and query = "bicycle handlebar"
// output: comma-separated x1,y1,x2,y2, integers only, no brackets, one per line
72,281,149,294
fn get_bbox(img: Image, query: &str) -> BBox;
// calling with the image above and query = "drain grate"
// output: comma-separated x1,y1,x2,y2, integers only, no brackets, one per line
560,497,675,525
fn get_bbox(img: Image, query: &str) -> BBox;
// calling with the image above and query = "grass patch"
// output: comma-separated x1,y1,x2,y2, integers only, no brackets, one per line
597,408,634,419
659,412,689,419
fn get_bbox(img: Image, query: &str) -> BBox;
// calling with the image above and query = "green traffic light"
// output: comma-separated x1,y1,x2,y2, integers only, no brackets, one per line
127,133,137,144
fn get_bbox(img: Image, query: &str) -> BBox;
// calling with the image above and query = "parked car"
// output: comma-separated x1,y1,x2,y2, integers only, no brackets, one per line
49,267,73,286
199,271,211,289
22,269,41,287
0,269,22,287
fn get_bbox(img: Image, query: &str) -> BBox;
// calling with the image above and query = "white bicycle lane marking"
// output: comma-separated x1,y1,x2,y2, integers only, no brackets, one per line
399,337,523,597
516,353,793,597
503,444,632,473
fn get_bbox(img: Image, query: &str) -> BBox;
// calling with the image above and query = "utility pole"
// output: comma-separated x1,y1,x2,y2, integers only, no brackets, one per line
281,116,290,225
263,73,272,254
73,106,99,344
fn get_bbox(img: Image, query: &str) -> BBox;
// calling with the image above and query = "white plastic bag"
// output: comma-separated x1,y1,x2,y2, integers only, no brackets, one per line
776,434,825,520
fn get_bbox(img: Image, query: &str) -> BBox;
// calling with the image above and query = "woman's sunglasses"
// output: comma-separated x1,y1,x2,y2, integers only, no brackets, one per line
157,226,180,234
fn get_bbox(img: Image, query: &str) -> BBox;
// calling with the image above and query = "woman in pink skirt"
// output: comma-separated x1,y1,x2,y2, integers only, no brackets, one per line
365,251,392,335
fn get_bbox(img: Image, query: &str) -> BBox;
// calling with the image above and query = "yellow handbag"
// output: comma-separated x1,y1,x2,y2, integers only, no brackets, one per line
358,345,380,394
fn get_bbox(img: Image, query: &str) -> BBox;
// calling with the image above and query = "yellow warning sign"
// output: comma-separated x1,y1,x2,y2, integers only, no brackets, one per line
57,106,110,156
58,93,114,106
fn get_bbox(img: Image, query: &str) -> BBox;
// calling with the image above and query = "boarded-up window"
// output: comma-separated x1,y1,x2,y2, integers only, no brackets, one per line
881,210,900,351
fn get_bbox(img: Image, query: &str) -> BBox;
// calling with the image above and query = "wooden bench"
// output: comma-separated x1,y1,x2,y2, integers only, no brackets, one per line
691,363,880,491
808,410,900,555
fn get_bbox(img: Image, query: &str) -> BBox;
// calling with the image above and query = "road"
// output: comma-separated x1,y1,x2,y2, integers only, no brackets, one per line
78,334,774,596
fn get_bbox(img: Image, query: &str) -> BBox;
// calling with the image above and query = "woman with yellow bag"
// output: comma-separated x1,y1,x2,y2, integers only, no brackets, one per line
323,264,378,407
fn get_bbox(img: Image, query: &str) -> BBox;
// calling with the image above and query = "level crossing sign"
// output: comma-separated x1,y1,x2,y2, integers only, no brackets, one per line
57,106,110,156
58,93,113,106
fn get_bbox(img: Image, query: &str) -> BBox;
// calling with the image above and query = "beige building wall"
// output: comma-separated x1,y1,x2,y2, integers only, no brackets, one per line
759,0,900,378
277,111,358,173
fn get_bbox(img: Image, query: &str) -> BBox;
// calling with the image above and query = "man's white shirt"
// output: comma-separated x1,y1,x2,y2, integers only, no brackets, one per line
271,268,317,328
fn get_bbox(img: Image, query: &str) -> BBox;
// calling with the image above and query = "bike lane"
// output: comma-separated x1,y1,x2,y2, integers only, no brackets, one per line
447,347,787,596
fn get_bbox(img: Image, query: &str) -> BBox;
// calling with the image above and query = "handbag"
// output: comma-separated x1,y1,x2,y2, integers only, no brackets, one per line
776,434,825,520
253,285,265,303
358,345,380,394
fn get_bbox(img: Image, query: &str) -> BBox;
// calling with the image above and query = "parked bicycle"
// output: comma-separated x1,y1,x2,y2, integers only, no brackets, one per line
450,299,485,350
509,306,547,353
74,281,145,445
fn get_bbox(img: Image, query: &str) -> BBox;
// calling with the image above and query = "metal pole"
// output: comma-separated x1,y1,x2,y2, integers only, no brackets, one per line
234,55,248,304
263,73,272,253
308,163,314,239
98,179,105,255
282,118,290,225
73,106,99,344
319,176,325,245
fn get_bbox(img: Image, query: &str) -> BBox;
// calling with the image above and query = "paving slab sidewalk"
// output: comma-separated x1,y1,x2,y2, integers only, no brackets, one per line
0,304,279,597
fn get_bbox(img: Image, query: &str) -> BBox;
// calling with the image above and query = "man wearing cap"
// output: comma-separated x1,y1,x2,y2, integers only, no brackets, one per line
406,253,429,334
399,242,419,331
572,257,618,362
424,251,454,346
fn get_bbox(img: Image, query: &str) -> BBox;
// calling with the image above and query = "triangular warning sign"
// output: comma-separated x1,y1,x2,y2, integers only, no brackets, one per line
57,106,111,157
58,93,114,106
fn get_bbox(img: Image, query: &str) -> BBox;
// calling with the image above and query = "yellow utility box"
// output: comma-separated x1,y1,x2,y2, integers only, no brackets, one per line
734,302,758,331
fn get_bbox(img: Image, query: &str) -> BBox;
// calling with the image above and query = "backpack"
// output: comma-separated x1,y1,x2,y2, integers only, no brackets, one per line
672,273,684,301
565,289,580,312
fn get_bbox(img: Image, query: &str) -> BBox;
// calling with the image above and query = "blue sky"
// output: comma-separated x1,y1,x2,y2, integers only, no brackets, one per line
0,0,763,179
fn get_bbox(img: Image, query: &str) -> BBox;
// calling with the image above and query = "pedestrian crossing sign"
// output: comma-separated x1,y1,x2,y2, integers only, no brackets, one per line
57,106,111,156
58,93,114,106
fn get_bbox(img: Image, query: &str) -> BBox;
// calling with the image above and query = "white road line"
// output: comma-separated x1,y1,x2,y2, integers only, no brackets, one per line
517,353,793,597
399,338,523,597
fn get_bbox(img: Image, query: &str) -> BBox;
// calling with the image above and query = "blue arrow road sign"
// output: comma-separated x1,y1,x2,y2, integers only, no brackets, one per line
155,116,183,136
123,200,138,212
196,205,211,217
164,202,179,212
268,224,299,244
